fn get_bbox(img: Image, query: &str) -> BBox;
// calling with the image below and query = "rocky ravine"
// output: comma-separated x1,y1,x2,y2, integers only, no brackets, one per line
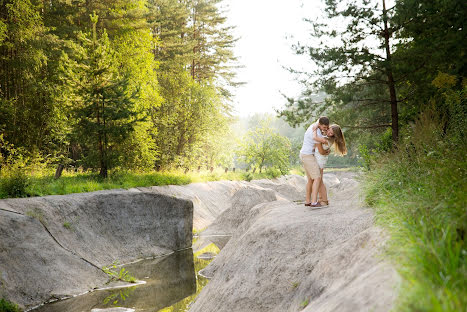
0,171,398,311
189,171,399,312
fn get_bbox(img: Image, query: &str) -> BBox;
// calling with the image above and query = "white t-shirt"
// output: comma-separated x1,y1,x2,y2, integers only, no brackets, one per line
300,122,321,155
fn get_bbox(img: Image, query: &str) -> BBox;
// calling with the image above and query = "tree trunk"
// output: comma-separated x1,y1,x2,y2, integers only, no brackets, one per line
54,164,64,179
382,0,399,143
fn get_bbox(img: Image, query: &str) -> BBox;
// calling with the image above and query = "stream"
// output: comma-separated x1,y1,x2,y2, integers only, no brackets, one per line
31,246,215,312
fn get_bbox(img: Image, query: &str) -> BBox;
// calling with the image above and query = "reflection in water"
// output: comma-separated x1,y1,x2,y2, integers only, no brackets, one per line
158,242,219,312
34,249,196,312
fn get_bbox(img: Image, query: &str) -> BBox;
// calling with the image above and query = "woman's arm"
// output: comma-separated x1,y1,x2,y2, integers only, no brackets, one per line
316,143,330,155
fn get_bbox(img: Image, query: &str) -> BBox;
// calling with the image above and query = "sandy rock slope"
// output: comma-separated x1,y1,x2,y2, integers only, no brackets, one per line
189,171,398,312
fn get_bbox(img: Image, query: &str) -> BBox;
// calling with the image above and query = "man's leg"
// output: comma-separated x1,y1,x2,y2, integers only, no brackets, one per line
306,177,312,204
308,156,321,205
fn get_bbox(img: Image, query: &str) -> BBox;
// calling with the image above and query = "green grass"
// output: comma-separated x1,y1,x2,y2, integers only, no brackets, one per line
363,128,467,311
0,167,295,199
0,298,22,312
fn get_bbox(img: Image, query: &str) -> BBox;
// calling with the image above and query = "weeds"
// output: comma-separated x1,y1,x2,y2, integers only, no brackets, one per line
102,261,136,283
0,298,22,312
363,107,467,311
300,298,309,309
0,167,302,199
0,167,29,198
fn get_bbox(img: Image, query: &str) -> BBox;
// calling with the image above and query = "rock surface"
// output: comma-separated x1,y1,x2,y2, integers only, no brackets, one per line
138,175,310,231
0,191,193,309
0,170,397,312
189,171,398,312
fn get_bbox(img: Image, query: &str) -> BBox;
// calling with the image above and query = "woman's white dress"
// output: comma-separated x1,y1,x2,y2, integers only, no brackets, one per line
315,142,329,169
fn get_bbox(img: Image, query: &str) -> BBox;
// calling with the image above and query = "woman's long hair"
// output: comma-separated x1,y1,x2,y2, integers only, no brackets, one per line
329,124,347,156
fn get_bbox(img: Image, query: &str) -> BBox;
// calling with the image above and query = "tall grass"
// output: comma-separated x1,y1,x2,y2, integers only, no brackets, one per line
364,109,467,311
0,167,289,199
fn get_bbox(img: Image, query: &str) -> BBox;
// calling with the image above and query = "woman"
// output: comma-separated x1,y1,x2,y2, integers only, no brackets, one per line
315,124,347,206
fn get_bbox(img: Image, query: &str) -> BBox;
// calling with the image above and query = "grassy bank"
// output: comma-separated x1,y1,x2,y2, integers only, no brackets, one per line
0,167,291,199
363,113,467,311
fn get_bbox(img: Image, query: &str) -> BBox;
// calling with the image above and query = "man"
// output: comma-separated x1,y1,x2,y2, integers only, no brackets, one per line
299,116,330,207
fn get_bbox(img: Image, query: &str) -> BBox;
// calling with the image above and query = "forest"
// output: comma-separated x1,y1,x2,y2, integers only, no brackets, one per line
0,0,242,179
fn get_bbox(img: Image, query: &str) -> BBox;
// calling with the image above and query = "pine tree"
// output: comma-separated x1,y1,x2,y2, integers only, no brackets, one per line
61,13,139,177
189,0,239,89
0,0,66,156
279,0,400,143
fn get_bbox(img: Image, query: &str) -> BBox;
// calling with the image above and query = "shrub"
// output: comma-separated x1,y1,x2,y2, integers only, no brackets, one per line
0,298,22,312
0,167,29,198
364,103,467,311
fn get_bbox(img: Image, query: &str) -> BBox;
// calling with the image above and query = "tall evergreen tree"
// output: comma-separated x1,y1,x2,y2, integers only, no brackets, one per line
189,0,239,91
61,13,139,177
148,0,237,168
0,0,65,156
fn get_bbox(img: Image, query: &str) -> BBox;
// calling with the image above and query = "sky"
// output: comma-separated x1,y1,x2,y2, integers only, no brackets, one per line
223,0,322,117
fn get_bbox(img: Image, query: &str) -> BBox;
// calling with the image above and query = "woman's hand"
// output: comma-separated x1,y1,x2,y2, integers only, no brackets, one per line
316,143,330,155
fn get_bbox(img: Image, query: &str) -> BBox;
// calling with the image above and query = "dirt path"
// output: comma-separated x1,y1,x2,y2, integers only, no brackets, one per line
189,171,399,312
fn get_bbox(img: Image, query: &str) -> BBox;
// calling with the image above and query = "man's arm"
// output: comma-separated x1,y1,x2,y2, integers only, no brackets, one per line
312,125,327,144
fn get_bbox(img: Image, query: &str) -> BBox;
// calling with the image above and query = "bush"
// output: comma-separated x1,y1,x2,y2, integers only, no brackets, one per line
364,104,467,311
0,168,29,198
0,298,22,312
265,167,281,179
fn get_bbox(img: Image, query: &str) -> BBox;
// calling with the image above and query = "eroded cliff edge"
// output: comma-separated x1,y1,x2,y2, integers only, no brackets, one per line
0,191,193,309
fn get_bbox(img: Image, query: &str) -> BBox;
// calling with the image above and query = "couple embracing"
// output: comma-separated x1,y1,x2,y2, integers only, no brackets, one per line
299,117,347,208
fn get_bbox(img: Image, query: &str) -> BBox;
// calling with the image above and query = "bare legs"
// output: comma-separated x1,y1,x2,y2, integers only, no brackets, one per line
311,177,321,204
306,169,327,205
305,177,312,204
305,176,321,204
318,168,328,203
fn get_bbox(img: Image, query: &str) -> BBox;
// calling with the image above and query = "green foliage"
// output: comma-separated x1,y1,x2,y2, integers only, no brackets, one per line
14,170,190,198
60,14,140,178
364,86,467,311
237,118,292,174
102,287,136,306
102,261,136,283
0,299,22,312
153,69,232,169
0,0,65,158
300,298,309,308
1,0,237,175
278,0,398,145
392,0,465,123
0,167,29,198
358,145,371,171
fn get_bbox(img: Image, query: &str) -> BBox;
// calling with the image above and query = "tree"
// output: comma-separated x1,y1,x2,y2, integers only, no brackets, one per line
278,0,401,143
0,0,66,156
391,0,466,125
237,119,292,174
61,14,139,177
149,0,237,169
189,0,239,88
